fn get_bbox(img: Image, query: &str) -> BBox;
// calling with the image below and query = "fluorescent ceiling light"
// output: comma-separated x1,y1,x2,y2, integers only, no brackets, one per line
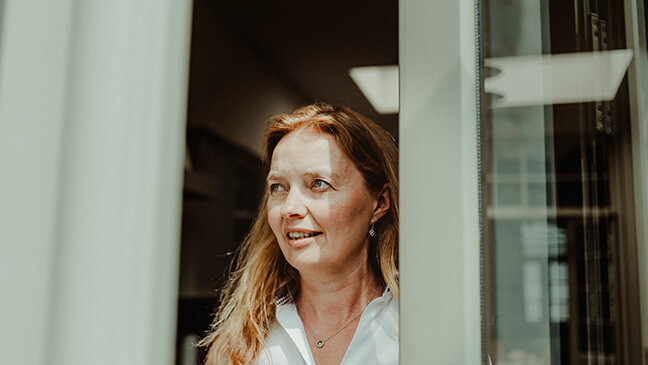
349,65,399,114
485,49,633,108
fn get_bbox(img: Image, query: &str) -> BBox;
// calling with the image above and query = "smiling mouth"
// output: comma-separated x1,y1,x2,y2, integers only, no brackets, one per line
286,231,322,240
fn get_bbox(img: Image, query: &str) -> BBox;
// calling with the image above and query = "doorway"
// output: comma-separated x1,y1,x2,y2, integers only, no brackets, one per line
176,1,398,363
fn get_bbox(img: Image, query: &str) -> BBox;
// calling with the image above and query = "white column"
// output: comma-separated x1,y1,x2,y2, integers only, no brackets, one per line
399,0,481,364
0,1,76,363
624,0,648,355
0,1,192,364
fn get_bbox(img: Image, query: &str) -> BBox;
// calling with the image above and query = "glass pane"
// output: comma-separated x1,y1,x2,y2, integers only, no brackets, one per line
480,0,643,363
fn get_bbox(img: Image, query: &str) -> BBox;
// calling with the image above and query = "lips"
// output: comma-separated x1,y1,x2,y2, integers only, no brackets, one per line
286,231,322,240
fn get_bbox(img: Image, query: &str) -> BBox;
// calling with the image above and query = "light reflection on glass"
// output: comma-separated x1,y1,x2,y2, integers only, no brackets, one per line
481,0,643,363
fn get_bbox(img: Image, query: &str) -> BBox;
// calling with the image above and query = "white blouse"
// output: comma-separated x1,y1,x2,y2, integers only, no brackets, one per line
254,289,399,365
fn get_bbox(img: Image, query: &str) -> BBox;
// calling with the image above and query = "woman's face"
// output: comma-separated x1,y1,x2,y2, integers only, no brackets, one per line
266,128,379,275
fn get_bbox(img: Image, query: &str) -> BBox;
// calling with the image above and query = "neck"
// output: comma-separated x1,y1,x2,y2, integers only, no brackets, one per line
296,259,381,321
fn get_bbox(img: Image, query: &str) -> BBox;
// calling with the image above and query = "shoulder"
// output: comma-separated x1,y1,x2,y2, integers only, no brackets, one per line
384,291,399,336
368,288,399,339
253,319,306,365
342,289,399,365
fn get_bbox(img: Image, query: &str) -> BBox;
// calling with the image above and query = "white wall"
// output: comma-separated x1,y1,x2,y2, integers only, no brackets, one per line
399,0,481,363
0,1,192,364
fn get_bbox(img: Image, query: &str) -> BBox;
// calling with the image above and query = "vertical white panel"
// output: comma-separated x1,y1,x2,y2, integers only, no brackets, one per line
0,0,192,364
0,1,75,363
48,1,192,364
624,0,648,355
399,0,480,364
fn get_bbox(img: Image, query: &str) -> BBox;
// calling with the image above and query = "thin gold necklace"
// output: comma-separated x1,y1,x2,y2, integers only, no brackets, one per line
297,286,378,349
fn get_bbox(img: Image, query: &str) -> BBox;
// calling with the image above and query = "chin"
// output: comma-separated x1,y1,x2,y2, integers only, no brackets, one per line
284,252,326,273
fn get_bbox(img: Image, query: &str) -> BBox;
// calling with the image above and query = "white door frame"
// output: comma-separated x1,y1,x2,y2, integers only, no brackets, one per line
399,1,481,363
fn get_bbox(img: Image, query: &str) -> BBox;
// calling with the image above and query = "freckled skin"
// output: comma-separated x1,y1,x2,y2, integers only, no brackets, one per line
266,128,378,276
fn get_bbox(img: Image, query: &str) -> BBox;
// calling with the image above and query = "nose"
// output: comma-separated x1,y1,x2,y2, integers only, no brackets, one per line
280,189,307,218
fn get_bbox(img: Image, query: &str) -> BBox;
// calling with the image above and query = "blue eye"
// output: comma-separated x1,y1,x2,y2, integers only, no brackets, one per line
312,179,330,190
269,183,285,193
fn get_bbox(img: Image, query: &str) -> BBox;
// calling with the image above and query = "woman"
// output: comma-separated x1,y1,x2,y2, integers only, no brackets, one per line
200,103,399,364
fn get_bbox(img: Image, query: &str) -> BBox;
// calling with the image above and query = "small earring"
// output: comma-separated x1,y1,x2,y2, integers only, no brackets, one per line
369,222,375,237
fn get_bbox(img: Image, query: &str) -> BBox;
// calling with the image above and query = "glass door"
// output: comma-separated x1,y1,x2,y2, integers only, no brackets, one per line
481,0,643,363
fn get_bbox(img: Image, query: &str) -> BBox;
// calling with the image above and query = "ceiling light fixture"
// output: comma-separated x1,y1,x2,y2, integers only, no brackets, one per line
485,49,633,108
349,65,399,114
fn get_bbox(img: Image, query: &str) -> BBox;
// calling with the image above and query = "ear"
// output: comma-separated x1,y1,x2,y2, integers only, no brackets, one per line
371,183,391,223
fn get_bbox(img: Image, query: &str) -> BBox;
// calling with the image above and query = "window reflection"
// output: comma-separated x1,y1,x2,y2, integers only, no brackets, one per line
481,0,643,363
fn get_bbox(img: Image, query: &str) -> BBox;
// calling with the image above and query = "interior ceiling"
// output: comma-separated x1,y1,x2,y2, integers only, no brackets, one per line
193,0,399,137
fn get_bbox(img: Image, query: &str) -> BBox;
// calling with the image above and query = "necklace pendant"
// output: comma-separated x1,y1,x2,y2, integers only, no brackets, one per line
316,340,324,348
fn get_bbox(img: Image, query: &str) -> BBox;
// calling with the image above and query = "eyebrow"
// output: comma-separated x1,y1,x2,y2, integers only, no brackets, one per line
266,172,281,183
304,171,340,181
266,170,339,182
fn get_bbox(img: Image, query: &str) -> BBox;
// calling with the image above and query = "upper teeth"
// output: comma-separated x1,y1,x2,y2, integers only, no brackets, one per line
287,231,317,239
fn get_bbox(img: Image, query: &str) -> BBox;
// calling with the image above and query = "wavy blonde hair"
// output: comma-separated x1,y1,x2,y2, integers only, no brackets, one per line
199,103,399,364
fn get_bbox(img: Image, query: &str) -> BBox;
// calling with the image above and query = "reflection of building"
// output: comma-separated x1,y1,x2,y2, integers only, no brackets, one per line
480,0,647,364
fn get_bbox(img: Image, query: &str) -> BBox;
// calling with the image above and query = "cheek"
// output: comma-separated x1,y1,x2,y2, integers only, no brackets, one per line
266,203,282,235
327,194,372,234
